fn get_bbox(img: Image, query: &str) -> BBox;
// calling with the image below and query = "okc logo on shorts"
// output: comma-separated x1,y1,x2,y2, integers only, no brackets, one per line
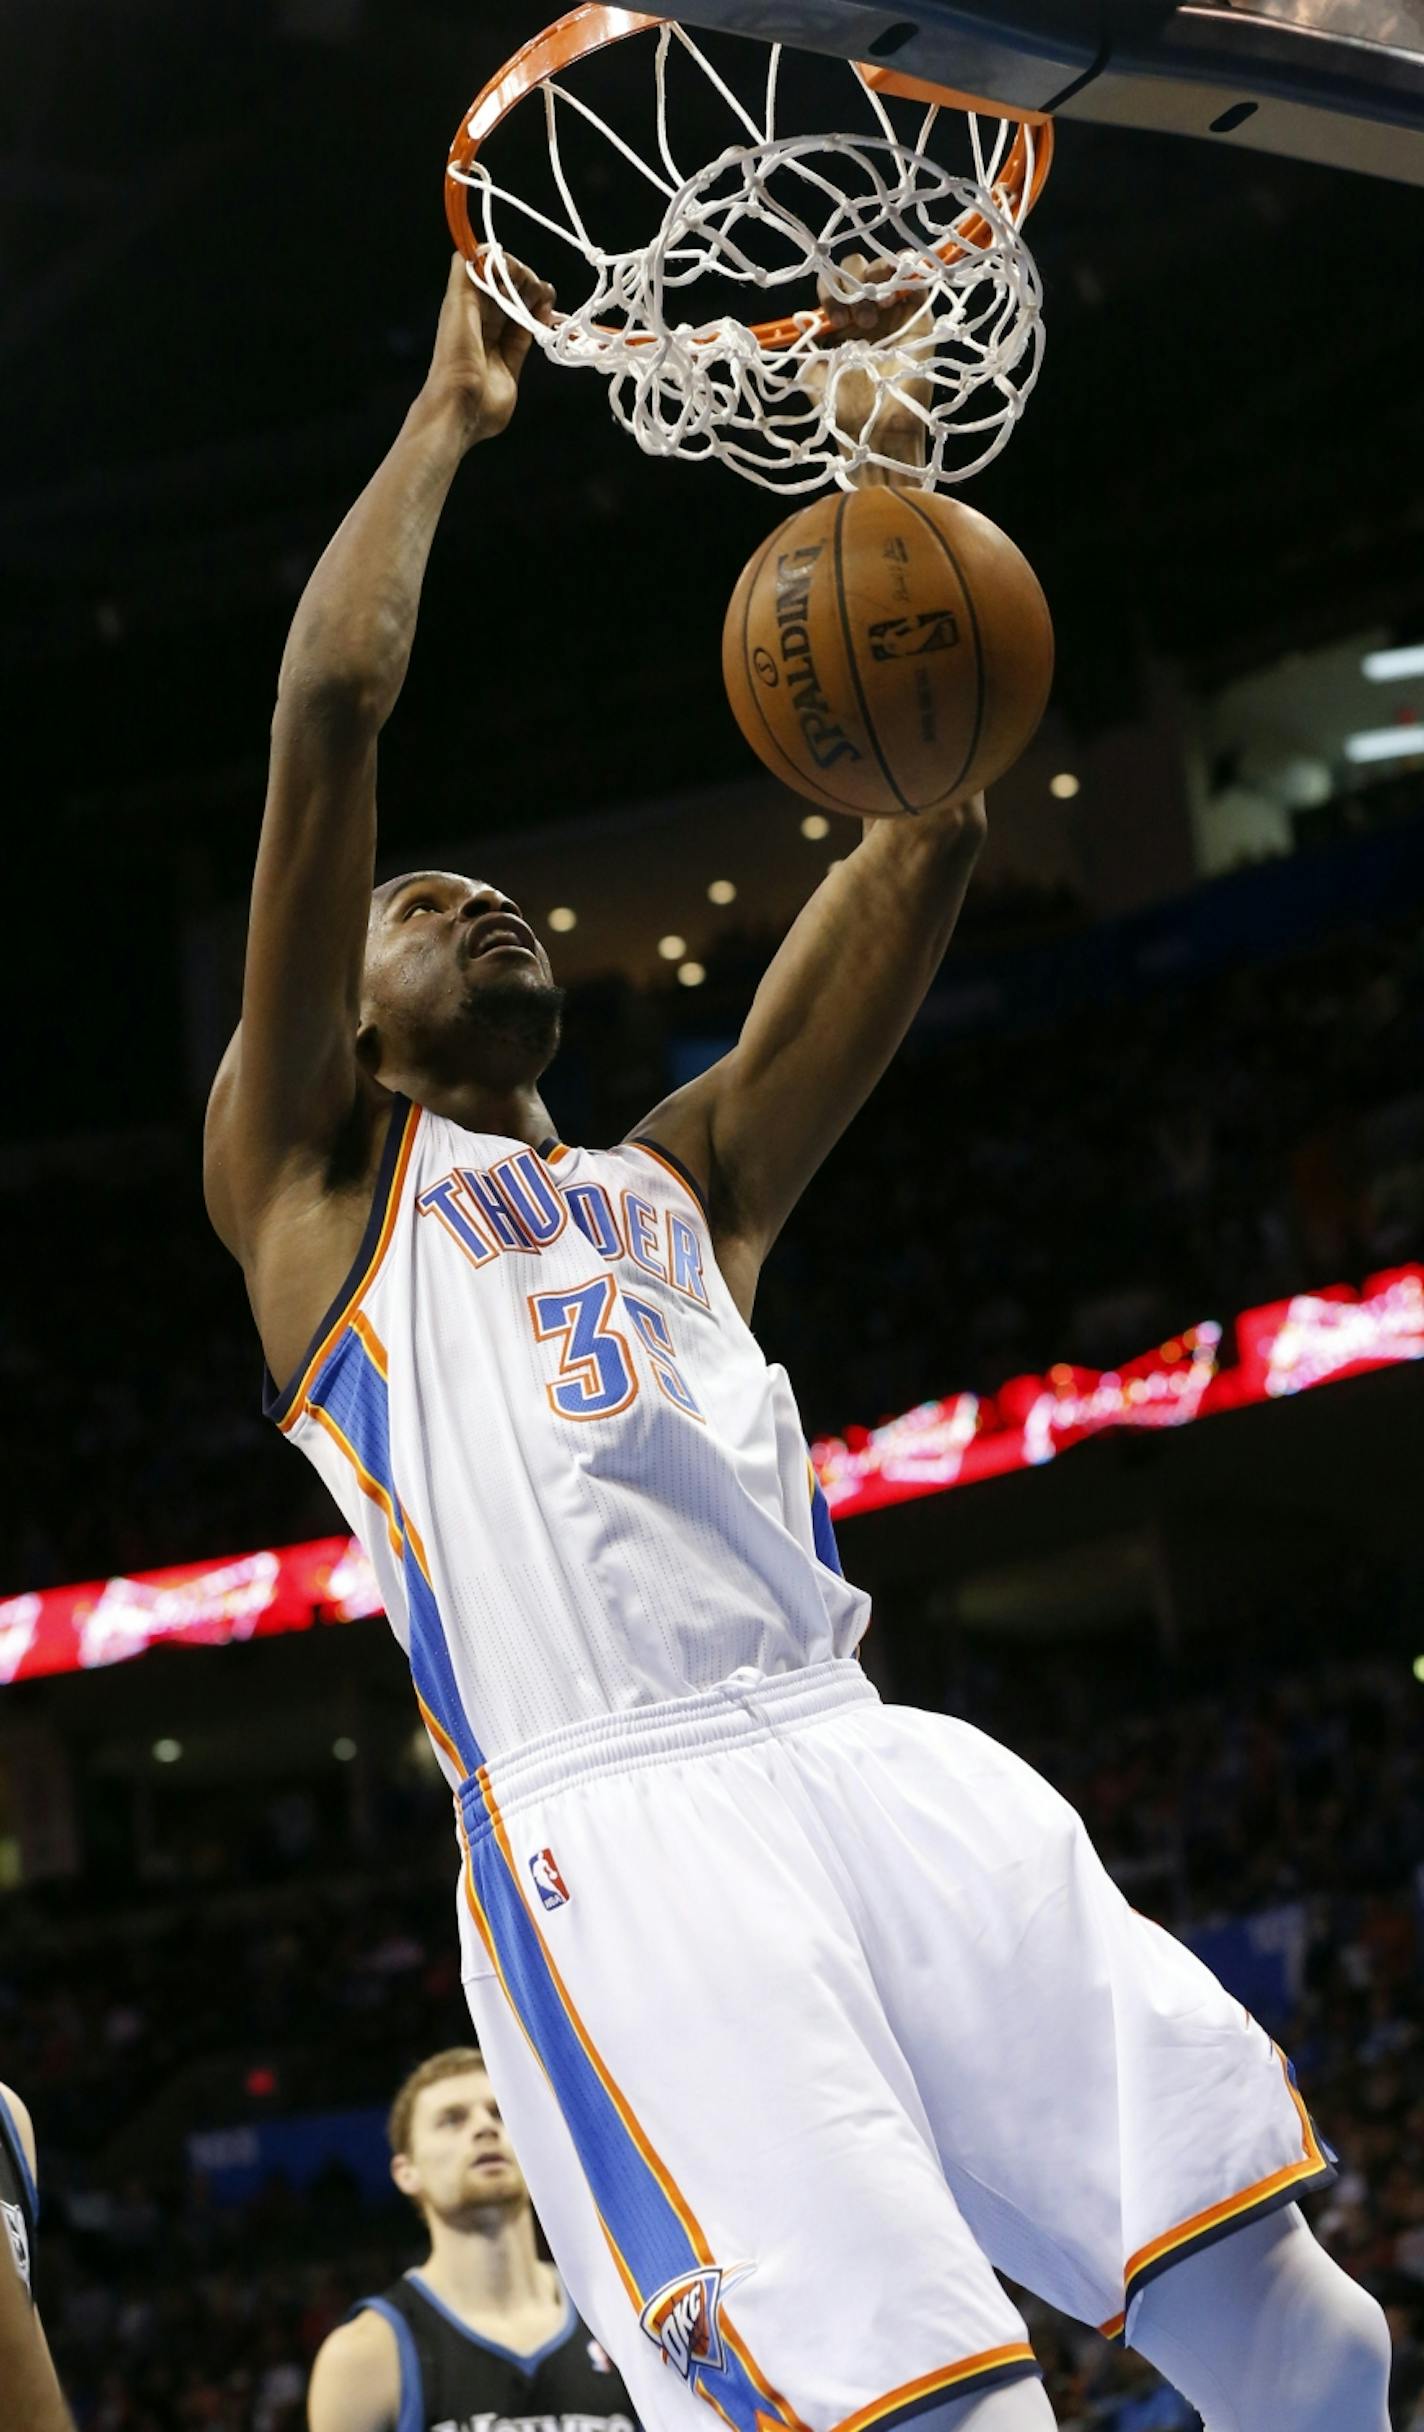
639,2263,751,2382
529,1847,570,1909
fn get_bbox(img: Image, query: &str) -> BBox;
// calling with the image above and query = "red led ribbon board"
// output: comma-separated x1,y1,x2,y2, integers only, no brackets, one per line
0,1268,1418,1681
812,1265,1421,1520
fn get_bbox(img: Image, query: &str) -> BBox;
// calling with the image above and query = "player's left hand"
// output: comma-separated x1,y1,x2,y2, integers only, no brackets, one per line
424,251,556,448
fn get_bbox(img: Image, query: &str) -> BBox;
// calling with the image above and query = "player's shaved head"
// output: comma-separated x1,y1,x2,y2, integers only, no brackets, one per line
370,869,483,923
358,868,565,1101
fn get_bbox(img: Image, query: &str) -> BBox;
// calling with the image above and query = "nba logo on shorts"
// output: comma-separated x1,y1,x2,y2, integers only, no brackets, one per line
530,1847,570,1909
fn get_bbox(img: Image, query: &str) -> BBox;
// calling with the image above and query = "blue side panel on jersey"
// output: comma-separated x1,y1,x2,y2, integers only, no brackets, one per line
810,1474,844,1577
464,1793,781,2432
309,1330,481,1776
309,1329,394,1487
402,1532,482,1775
352,2298,424,2432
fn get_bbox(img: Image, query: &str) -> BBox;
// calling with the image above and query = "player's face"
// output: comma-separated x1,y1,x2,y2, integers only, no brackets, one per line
404,2067,527,2223
363,870,562,1077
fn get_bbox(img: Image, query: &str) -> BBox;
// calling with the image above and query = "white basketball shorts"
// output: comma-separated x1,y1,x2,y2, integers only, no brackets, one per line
455,1659,1333,2432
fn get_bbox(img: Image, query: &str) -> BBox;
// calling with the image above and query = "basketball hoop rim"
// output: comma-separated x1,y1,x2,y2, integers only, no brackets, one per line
443,2,1055,353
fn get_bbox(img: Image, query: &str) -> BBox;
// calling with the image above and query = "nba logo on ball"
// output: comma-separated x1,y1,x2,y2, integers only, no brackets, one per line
529,1847,570,1909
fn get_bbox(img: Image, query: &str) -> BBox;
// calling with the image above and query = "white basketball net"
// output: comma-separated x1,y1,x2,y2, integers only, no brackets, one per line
450,23,1045,494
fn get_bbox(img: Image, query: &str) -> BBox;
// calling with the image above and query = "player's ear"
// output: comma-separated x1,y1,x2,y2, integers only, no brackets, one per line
391,2151,421,2200
356,1018,382,1074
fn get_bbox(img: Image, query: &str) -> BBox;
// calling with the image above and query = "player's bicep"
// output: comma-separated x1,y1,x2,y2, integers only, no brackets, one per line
216,687,378,1228
307,2313,400,2432
705,809,982,1250
242,695,376,1119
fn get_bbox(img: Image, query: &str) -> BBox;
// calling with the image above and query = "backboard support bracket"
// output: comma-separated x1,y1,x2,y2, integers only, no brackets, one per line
667,1,1424,184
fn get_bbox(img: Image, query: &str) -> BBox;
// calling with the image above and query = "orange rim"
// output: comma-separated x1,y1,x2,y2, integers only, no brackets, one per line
444,3,1054,353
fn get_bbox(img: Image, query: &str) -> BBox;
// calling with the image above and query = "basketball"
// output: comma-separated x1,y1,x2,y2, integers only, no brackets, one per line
721,488,1054,818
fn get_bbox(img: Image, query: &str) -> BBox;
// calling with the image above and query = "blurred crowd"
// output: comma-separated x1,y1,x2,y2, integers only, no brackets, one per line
3,1601,1421,2430
2,859,1421,1597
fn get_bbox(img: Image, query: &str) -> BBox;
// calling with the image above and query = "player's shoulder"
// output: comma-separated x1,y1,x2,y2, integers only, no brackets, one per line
313,2305,401,2368
0,2082,37,2180
308,2304,402,2432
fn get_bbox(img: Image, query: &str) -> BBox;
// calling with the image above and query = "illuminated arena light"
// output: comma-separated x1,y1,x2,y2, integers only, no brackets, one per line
0,1267,1417,1685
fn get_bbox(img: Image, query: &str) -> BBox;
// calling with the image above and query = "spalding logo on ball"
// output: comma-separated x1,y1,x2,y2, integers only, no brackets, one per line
722,490,1054,819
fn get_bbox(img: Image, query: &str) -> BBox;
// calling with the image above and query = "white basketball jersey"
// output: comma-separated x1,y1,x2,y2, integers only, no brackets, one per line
269,1098,869,1777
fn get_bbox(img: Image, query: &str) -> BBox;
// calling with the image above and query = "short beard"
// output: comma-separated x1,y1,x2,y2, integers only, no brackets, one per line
457,977,566,1070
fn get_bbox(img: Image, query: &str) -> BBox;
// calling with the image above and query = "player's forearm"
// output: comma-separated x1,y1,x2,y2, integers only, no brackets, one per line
277,387,473,732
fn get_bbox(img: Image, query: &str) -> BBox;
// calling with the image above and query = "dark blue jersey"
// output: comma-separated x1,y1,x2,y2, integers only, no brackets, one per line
352,2274,639,2432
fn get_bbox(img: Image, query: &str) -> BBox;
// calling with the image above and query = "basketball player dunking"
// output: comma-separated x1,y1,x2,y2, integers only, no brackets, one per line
206,257,1390,2432
309,2048,639,2432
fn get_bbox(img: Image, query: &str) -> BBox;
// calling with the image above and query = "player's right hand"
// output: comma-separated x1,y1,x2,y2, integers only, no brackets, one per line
424,251,555,446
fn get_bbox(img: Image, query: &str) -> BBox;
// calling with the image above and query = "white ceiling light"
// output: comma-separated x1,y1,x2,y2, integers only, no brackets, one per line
799,814,830,840
1362,644,1424,682
657,934,687,960
677,961,706,988
1049,771,1080,800
547,906,578,933
707,879,737,905
1344,726,1424,764
153,1738,183,1764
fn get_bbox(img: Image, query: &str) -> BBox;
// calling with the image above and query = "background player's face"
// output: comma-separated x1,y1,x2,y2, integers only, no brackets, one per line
361,870,564,1086
394,2065,528,2225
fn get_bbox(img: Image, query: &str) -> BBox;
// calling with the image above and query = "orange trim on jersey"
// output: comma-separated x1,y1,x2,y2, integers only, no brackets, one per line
351,1308,389,1377
279,1102,421,1434
628,1139,705,1217
307,1403,403,1558
1098,2311,1127,2342
831,2349,1039,2432
477,1773,809,2432
403,1512,433,1584
416,1694,465,1776
1120,2046,1328,2295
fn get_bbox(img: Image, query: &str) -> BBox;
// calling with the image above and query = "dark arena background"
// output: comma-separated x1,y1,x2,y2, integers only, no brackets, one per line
2,3,1423,2427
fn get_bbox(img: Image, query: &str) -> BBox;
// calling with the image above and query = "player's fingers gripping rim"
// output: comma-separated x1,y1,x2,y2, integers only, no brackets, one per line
492,256,557,377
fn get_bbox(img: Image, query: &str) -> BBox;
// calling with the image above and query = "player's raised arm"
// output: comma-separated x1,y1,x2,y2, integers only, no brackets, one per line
205,254,552,1260
634,796,984,1308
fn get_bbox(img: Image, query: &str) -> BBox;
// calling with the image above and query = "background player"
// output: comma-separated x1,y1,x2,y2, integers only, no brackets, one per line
205,257,1392,2432
308,2047,638,2432
1,2079,74,2432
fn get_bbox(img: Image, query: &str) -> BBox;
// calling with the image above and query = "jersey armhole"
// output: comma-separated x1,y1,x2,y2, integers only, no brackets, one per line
349,2297,423,2432
625,1136,711,1223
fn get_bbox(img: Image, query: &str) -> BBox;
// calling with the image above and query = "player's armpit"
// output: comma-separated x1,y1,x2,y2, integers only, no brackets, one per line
650,798,984,1286
307,2311,402,2432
